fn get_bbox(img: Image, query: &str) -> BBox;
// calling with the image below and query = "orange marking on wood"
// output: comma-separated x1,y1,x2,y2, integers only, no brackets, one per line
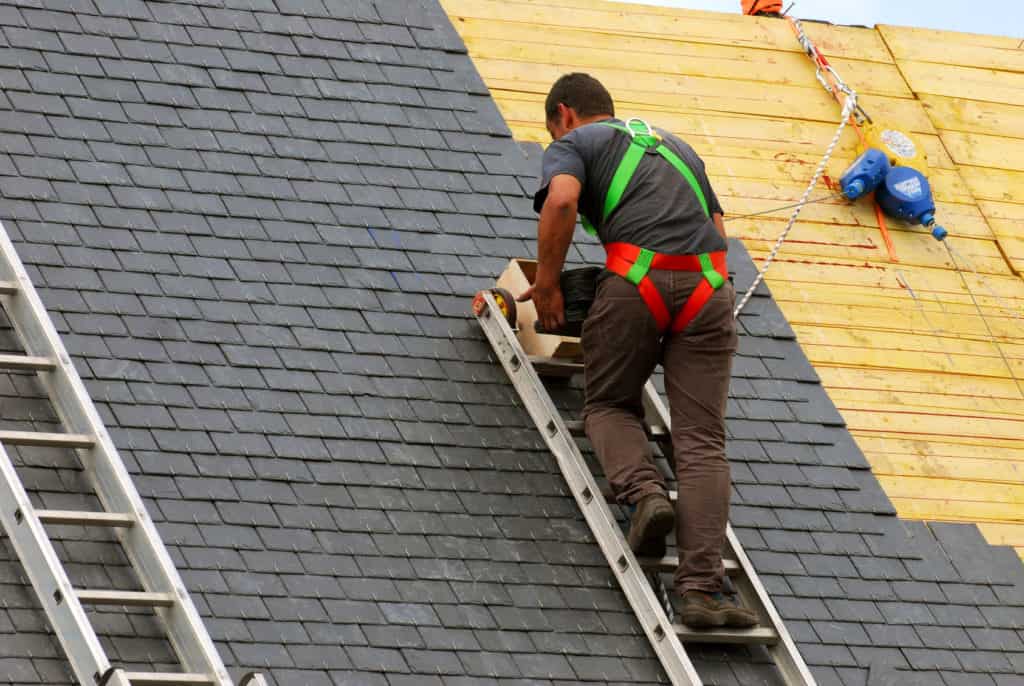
753,256,888,270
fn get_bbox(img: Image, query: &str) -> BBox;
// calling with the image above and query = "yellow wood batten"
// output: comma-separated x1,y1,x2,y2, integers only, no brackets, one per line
442,0,1024,559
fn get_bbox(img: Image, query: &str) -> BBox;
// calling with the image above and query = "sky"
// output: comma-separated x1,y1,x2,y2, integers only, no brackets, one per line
616,0,1023,39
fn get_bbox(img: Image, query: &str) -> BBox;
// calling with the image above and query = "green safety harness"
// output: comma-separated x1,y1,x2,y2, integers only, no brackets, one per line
583,118,729,334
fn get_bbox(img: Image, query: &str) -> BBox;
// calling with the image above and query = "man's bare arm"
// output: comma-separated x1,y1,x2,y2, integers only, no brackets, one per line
536,175,582,289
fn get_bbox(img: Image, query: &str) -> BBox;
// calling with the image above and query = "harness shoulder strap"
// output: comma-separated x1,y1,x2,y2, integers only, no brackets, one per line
581,119,712,235
654,144,710,218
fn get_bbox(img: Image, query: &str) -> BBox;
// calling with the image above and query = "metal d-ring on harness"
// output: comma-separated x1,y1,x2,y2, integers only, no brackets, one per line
581,118,729,334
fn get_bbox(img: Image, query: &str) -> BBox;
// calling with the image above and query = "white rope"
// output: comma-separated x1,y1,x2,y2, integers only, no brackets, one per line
733,93,858,318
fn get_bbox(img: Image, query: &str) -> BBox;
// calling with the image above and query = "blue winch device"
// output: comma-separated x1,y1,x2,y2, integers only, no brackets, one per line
839,148,890,201
839,148,948,241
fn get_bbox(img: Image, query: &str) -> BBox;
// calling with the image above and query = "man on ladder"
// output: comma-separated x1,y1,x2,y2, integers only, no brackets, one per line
519,73,758,629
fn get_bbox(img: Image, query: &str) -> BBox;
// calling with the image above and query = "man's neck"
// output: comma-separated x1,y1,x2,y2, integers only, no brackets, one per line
578,114,613,127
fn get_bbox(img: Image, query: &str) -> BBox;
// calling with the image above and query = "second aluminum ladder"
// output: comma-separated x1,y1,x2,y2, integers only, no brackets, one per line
0,219,268,686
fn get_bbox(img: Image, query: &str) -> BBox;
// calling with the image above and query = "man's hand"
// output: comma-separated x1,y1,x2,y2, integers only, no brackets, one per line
517,284,565,333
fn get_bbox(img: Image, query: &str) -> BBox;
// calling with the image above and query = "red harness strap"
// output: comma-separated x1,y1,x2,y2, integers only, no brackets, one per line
604,242,728,334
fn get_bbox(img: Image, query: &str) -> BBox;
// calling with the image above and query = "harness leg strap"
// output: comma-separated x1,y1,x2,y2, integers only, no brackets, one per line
670,253,728,333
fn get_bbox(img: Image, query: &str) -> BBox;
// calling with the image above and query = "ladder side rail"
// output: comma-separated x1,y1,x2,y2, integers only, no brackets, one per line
0,444,112,685
476,293,703,686
725,527,817,685
0,222,232,686
641,383,817,685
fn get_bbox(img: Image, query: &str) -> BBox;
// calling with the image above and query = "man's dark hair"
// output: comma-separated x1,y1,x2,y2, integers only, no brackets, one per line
545,73,615,121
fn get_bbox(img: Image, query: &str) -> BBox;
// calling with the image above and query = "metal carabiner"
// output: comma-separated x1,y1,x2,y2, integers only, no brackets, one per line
625,117,655,139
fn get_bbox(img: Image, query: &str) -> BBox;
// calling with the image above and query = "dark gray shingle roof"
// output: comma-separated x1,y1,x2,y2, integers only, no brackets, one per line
0,1,1022,685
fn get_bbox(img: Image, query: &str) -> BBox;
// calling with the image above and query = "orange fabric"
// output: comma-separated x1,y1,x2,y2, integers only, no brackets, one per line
742,0,783,15
605,243,727,272
604,243,729,334
670,280,715,334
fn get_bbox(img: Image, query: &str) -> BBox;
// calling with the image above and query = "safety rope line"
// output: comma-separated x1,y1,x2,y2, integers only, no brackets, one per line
733,93,857,318
943,239,1024,322
723,191,846,223
895,269,957,370
942,241,1024,400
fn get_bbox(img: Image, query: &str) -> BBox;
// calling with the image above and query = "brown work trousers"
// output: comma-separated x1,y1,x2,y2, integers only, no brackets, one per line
582,269,738,594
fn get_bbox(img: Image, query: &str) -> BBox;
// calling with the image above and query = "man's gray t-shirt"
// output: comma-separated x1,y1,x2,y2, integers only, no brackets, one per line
533,118,726,255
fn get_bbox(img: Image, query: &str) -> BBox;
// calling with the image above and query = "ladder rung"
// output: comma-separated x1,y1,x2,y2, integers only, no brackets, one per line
0,353,55,371
76,590,176,607
598,489,679,505
674,625,779,645
0,430,94,448
639,556,741,576
122,674,216,685
565,420,670,441
36,510,134,528
0,280,17,295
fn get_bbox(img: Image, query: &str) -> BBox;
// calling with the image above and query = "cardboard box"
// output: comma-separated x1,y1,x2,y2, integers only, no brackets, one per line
496,258,582,359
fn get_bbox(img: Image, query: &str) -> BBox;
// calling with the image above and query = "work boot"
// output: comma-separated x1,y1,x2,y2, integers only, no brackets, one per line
680,590,759,629
626,493,675,558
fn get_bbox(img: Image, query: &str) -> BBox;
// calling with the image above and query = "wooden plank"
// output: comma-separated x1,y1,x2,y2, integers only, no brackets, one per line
737,219,1002,269
846,410,1024,442
781,301,1024,343
961,167,1024,204
855,434,1024,464
804,345,1020,381
819,369,1024,410
880,25,1024,73
897,60,1024,106
672,152,965,199
486,71,929,132
443,0,892,60
457,21,913,97
891,497,1024,525
977,201,1024,274
941,132,1024,173
796,330,1024,379
879,475,1024,505
499,105,958,170
878,24,1024,52
918,94,1024,140
764,259,1024,300
785,289,1020,327
866,452,1023,485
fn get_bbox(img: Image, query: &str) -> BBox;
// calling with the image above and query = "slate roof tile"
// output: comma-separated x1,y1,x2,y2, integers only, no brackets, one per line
0,1,1020,685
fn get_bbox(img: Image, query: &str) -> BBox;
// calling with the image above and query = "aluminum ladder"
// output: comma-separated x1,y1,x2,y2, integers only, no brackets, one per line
0,222,268,686
474,291,816,686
